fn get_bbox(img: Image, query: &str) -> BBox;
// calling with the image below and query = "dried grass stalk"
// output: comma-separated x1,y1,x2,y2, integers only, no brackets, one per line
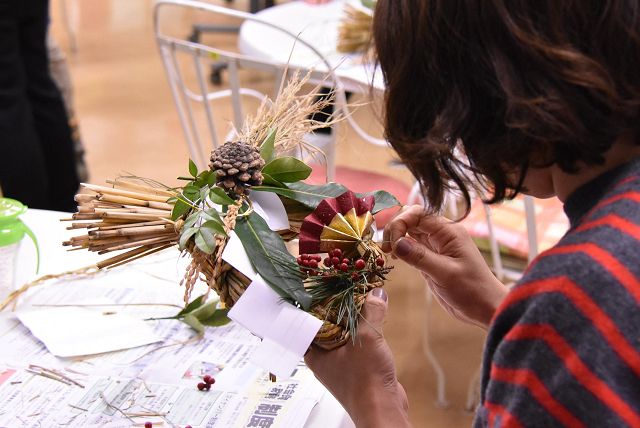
240,68,343,165
337,5,375,59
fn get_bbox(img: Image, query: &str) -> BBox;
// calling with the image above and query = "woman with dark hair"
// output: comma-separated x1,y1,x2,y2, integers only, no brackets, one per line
304,0,640,427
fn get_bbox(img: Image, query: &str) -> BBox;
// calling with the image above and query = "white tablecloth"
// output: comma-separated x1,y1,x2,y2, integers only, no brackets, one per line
238,0,383,92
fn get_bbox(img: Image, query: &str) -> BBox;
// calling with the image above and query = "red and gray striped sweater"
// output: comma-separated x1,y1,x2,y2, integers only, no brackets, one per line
474,157,640,428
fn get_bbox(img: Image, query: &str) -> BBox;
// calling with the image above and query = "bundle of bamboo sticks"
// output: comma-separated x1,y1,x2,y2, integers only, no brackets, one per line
62,180,179,270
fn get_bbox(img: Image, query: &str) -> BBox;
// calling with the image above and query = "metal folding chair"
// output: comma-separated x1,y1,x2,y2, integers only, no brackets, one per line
153,0,343,180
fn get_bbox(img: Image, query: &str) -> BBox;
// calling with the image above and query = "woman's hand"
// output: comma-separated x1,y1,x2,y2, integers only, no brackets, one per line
304,289,412,428
382,205,509,329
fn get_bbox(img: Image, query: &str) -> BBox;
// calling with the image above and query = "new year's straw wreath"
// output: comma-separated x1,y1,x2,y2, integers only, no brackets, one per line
60,70,399,350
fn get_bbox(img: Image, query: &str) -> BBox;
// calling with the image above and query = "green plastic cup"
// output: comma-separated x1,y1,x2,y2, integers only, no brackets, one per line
0,198,39,298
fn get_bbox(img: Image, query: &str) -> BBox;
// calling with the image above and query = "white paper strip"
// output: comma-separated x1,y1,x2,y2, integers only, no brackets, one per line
227,275,283,339
17,307,160,357
250,191,290,231
228,276,322,380
250,304,323,380
221,231,258,281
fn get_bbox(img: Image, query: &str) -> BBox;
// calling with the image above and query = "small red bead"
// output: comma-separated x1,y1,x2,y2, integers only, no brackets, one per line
302,260,310,268
322,272,330,277
309,270,318,276
301,254,309,260
296,257,303,265
308,259,318,269
314,255,322,262
331,257,341,266
340,263,349,272
205,383,211,390
203,375,212,384
145,422,153,428
342,258,349,265
186,426,193,428
351,272,360,281
354,259,366,270
334,249,343,258
376,257,385,267
328,250,335,257
197,382,206,390
324,257,331,267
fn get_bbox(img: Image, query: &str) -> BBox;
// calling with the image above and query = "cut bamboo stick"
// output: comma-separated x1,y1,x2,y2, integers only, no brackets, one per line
101,212,171,221
100,244,174,269
82,183,171,203
98,236,176,254
75,194,98,203
86,220,168,231
105,180,173,197
95,245,159,269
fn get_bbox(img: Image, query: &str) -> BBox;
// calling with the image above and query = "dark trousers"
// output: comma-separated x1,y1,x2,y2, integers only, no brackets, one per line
0,0,79,212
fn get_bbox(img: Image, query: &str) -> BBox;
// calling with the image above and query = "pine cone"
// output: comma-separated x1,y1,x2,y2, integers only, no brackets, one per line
209,141,265,195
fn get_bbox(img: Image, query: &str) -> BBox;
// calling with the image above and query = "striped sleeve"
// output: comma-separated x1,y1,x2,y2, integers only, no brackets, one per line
474,180,640,427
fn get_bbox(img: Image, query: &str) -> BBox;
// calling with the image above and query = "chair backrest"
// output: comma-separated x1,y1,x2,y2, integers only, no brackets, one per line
153,0,348,177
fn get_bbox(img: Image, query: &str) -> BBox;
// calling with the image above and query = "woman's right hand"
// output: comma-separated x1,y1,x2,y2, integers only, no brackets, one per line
382,205,509,329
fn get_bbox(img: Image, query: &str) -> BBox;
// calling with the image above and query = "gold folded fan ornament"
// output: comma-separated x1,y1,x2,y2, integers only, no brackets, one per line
299,191,375,256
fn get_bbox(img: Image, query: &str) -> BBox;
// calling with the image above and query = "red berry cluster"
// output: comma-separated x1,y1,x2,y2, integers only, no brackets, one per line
297,253,322,276
197,374,215,391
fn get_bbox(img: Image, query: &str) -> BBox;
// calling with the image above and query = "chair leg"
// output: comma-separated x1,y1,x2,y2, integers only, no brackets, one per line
423,287,449,408
465,365,482,413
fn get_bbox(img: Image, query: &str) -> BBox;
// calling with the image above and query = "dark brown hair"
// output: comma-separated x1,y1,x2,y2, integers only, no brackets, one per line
373,0,640,216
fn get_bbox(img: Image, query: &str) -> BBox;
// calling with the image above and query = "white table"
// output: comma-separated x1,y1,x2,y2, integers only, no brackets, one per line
238,0,383,92
7,209,354,428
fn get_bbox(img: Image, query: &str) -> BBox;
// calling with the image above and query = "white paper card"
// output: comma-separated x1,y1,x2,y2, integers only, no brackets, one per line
16,307,160,357
227,275,283,339
221,231,258,281
250,191,291,231
250,305,322,380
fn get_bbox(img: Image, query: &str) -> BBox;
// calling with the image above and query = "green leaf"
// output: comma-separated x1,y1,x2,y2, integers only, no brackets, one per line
176,294,207,317
179,226,199,250
361,0,377,9
166,196,178,203
262,157,312,183
201,220,228,238
202,208,223,223
260,128,277,164
355,190,402,213
199,308,231,327
234,210,312,310
209,187,236,205
252,181,348,210
183,211,200,230
194,229,216,254
171,198,192,221
261,173,284,187
194,178,207,189
197,170,211,181
189,159,198,177
182,314,204,334
189,299,219,321
183,185,199,195
207,171,217,187
253,181,401,213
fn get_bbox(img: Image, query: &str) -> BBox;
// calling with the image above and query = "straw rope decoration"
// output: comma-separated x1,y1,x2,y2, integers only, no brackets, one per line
337,4,375,60
56,69,400,350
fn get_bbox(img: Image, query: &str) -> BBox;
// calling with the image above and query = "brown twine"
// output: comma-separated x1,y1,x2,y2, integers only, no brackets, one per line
0,265,99,313
207,201,241,305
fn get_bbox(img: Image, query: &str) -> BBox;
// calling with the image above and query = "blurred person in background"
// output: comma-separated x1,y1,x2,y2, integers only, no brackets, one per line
0,0,79,212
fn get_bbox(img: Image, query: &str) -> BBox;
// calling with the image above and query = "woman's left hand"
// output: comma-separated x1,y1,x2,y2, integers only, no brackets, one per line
304,289,412,428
